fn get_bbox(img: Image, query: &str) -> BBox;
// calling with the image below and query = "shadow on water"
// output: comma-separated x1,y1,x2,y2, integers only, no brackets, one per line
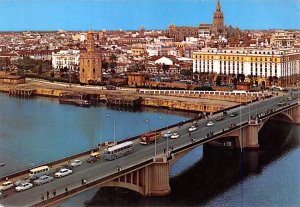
84,120,299,207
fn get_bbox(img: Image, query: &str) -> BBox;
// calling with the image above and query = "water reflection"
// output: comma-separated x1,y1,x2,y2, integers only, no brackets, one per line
82,121,299,207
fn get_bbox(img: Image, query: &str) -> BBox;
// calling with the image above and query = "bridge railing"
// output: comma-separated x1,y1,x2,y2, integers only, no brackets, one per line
31,158,154,207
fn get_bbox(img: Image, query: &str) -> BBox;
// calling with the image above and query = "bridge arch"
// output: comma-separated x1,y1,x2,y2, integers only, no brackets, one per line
258,112,294,132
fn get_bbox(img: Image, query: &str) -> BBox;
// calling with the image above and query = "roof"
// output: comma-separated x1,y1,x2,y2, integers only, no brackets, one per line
106,141,133,152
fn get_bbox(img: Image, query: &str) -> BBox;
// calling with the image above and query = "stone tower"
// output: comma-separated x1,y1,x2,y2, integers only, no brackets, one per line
213,0,225,34
79,31,102,84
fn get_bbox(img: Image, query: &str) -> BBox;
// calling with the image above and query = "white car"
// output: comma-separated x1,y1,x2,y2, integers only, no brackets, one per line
33,175,54,186
14,177,30,186
0,181,14,191
70,159,82,168
163,131,172,138
54,168,72,178
206,121,214,127
15,182,33,192
171,132,180,139
188,125,197,132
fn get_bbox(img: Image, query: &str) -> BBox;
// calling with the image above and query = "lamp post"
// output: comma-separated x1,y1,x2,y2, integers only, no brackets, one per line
159,116,169,156
145,119,157,158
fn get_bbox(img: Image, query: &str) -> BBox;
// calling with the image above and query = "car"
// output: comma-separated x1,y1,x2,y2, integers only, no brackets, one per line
287,97,292,101
188,125,197,132
0,181,13,191
87,156,99,163
216,116,224,121
163,131,172,138
277,100,287,106
33,175,54,186
14,177,30,186
70,159,82,168
230,112,238,117
170,133,180,139
192,121,198,127
54,168,72,178
15,182,33,192
206,121,214,127
0,191,7,199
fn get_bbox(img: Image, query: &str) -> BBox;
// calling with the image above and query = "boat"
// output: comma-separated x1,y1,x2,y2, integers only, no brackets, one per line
75,100,91,107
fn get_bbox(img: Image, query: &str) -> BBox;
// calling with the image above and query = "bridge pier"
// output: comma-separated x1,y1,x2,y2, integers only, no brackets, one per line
292,104,300,124
234,121,260,150
144,157,171,196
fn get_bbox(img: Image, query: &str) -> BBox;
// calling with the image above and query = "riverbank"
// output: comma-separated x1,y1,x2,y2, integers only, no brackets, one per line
0,78,262,113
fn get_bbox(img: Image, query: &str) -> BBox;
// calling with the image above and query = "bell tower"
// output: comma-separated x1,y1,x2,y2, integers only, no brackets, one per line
213,0,225,34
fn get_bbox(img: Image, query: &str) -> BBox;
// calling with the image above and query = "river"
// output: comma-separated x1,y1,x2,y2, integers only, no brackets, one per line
0,93,299,207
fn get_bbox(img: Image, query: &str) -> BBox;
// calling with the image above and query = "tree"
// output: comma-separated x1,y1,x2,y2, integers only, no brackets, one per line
216,75,222,86
180,69,192,76
162,63,169,74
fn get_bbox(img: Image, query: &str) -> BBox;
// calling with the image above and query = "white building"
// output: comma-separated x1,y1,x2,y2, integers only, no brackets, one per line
192,48,300,78
52,50,80,71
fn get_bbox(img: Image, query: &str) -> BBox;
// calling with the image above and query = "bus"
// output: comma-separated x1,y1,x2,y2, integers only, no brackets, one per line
103,141,134,161
29,166,50,179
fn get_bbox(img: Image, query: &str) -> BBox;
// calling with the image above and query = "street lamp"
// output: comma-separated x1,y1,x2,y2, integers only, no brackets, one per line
159,116,169,156
106,113,116,145
145,119,157,158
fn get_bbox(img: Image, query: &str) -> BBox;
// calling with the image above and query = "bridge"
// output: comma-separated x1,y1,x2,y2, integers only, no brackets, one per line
1,92,300,207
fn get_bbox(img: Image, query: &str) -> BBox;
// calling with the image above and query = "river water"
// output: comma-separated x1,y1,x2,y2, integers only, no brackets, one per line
0,93,299,207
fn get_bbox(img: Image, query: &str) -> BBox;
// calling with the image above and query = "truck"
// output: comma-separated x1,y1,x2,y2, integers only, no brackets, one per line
140,132,161,145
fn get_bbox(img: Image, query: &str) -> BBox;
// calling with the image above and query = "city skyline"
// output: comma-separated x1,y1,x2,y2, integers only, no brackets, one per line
0,0,299,32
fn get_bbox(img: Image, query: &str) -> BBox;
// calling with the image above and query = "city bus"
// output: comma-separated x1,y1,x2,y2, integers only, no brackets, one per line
28,166,50,179
103,141,134,161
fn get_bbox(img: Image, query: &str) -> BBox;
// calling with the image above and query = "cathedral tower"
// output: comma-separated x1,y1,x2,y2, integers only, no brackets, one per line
213,0,225,34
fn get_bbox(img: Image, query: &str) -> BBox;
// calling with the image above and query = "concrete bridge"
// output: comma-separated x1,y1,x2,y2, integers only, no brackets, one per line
1,92,300,207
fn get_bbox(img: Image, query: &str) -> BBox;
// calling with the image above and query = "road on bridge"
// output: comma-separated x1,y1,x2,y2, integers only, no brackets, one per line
1,91,299,207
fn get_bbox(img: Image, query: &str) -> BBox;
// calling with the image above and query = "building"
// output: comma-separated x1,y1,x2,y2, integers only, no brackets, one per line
131,44,146,56
165,24,198,42
52,50,80,71
127,73,146,87
79,31,102,84
270,31,295,48
192,48,300,86
212,0,225,35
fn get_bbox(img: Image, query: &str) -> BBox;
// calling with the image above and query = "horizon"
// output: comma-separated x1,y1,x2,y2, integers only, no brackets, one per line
0,0,299,31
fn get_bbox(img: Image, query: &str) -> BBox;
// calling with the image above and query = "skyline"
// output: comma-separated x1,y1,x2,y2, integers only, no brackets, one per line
0,0,299,31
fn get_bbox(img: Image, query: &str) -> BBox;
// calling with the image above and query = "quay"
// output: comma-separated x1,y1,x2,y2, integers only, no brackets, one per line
0,78,267,113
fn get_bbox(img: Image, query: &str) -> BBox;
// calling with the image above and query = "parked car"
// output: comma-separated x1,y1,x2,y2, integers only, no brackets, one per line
15,182,33,192
163,131,172,138
70,160,82,168
171,133,180,139
188,125,197,132
287,97,292,101
230,112,238,117
33,175,54,186
54,168,72,178
0,191,7,199
206,121,214,127
87,156,99,163
277,100,287,106
14,177,30,186
216,116,224,121
0,181,13,191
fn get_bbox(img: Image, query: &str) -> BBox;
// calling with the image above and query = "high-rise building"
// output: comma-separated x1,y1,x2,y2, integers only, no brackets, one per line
79,31,102,84
213,0,225,34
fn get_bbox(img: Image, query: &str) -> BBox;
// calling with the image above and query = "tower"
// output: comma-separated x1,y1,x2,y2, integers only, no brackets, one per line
79,31,102,84
213,0,225,34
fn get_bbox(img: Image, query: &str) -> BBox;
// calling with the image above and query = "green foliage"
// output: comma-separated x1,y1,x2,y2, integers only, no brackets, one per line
180,69,192,76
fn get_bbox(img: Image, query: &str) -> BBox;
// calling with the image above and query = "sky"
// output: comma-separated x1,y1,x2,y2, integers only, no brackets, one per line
0,0,299,31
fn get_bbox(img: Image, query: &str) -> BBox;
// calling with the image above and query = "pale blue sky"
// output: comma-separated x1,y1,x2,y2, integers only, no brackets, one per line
0,0,299,31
